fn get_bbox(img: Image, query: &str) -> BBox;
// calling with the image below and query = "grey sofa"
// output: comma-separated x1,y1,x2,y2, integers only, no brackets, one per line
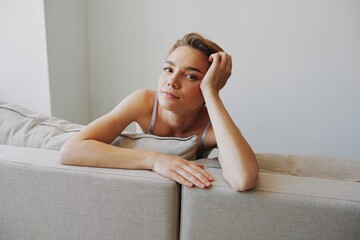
1,101,360,240
181,158,360,240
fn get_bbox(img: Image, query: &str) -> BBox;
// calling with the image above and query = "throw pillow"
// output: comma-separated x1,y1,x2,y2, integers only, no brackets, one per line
112,133,198,160
0,101,83,150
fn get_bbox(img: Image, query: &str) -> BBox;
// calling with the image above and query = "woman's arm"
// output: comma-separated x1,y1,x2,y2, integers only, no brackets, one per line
201,53,259,191
60,89,154,168
60,89,213,188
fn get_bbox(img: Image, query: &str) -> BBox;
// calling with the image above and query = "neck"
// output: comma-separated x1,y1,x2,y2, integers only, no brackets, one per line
159,105,206,137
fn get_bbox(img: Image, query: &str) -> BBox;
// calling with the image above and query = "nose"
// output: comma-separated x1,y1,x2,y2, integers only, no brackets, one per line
167,75,180,89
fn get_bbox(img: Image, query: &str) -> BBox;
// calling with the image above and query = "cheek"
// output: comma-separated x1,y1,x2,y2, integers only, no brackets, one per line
158,74,167,86
190,90,205,108
187,84,204,100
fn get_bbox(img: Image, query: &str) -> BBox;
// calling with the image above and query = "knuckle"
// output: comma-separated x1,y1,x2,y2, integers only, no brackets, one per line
168,170,178,178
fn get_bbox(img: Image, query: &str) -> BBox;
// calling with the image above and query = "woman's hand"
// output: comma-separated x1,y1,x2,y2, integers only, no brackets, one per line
152,154,213,189
200,52,232,93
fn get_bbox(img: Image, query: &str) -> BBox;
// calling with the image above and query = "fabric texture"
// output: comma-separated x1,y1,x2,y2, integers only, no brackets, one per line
256,153,360,181
180,168,360,240
0,145,180,240
112,133,198,160
198,150,360,182
0,101,83,150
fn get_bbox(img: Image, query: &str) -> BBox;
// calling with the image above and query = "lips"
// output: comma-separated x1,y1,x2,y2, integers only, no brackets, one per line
161,90,180,99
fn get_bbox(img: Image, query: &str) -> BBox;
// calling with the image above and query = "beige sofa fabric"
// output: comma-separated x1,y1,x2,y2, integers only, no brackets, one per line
0,145,180,240
112,133,198,160
0,102,83,150
180,168,360,240
256,153,360,181
197,153,360,182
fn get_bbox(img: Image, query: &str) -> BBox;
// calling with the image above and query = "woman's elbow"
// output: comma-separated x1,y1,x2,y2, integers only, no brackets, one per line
225,171,259,192
59,142,75,165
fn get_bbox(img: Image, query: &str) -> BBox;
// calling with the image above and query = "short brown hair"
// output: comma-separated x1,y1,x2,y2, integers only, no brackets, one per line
168,33,224,58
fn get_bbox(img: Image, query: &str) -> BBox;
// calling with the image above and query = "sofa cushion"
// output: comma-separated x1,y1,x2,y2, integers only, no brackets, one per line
0,101,83,150
196,152,360,182
0,101,198,159
112,133,198,160
0,145,180,240
256,153,360,182
180,168,360,240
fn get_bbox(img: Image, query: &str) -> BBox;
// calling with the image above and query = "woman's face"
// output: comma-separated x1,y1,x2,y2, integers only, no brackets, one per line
158,46,210,114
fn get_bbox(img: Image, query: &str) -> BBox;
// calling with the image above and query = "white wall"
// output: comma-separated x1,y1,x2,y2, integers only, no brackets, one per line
44,0,91,124
0,0,51,115
0,0,90,124
86,0,360,157
87,0,149,119
238,0,360,157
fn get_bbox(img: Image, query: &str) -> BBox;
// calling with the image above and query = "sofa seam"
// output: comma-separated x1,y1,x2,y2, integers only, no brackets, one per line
253,188,360,203
0,158,175,184
207,183,360,203
0,106,82,132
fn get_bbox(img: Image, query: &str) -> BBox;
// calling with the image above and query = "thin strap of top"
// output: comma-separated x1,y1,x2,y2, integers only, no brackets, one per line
147,93,158,134
200,121,211,148
197,120,211,159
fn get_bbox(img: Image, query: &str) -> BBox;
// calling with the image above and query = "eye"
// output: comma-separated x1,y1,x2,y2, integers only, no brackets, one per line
184,74,198,80
163,67,173,73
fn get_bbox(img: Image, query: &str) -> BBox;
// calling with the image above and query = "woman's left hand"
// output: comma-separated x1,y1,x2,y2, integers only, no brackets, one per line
200,52,232,93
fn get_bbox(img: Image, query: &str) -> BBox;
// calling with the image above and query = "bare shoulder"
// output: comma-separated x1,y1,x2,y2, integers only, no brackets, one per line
72,89,155,144
126,88,155,105
113,88,156,134
111,88,155,118
110,88,157,130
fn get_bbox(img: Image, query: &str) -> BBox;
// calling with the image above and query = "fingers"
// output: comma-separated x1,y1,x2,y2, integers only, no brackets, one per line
168,171,194,188
183,165,213,187
208,52,232,82
176,168,208,189
153,157,214,189
209,52,232,68
169,163,213,189
189,162,214,181
192,161,205,168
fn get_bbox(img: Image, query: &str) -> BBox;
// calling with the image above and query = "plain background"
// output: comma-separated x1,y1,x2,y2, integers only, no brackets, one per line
1,0,359,157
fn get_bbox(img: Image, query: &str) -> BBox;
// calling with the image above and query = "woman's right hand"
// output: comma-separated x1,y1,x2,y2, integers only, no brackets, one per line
200,52,232,94
152,154,213,189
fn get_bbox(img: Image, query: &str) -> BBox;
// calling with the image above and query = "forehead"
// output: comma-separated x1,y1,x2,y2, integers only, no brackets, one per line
166,46,209,71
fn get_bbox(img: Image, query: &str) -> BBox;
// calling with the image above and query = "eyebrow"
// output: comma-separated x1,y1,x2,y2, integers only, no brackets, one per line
164,60,204,74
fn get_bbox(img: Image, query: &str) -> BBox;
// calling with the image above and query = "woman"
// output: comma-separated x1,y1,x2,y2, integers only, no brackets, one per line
60,33,259,191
